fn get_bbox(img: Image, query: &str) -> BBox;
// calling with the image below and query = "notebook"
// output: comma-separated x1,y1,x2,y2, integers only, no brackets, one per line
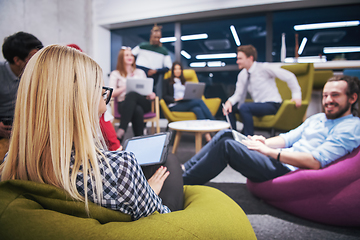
122,132,171,166
182,82,205,100
126,77,154,96
222,103,249,144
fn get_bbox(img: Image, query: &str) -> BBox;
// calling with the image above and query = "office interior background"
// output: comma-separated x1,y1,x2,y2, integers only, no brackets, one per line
1,1,360,237
1,0,359,116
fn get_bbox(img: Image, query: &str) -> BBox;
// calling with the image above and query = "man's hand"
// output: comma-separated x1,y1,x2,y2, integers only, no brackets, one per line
0,122,11,138
291,98,302,108
146,92,156,100
222,101,233,115
247,135,266,144
174,97,183,102
242,138,273,156
147,166,170,195
147,69,157,76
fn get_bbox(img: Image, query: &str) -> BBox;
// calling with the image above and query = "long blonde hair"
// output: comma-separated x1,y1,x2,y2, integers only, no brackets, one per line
0,44,107,211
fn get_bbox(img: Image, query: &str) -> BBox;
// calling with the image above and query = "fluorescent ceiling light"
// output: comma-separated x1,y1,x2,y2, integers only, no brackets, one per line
298,37,308,55
323,46,360,54
160,37,177,43
181,50,191,59
190,62,206,68
285,56,327,63
160,34,208,43
294,20,360,31
207,61,226,67
181,34,208,41
230,25,241,46
196,53,237,59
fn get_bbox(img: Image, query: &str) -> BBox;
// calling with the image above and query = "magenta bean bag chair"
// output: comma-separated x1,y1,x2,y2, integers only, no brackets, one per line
247,146,360,227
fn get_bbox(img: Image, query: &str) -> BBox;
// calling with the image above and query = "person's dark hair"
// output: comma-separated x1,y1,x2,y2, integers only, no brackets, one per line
237,44,257,61
327,75,360,116
2,32,43,64
169,62,186,85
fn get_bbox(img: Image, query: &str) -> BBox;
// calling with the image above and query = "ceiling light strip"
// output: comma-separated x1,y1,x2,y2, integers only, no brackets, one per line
323,46,360,54
196,53,237,59
160,37,177,43
190,62,207,67
294,20,360,31
181,34,208,41
230,25,241,46
181,50,191,59
298,37,308,55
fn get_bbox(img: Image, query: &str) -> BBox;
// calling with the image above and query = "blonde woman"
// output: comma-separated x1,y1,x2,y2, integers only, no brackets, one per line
109,47,156,141
0,45,183,220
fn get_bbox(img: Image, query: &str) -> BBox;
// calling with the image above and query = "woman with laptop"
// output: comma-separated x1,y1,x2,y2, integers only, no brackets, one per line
109,47,156,141
163,62,214,142
0,45,183,220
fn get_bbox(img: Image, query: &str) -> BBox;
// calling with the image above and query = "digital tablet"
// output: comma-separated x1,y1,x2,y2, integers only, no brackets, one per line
122,132,171,166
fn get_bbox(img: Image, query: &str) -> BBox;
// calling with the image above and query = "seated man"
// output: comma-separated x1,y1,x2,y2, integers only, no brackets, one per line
183,75,360,184
222,44,302,136
0,32,43,160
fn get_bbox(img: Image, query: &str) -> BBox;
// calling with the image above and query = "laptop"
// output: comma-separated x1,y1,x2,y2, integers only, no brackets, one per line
122,132,171,166
222,103,249,145
126,77,154,96
182,82,205,100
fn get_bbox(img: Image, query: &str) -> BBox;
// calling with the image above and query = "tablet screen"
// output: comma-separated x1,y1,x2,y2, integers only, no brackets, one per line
124,133,168,165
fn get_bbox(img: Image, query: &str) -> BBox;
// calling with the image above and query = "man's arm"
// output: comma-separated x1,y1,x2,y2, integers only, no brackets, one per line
246,135,321,170
270,67,302,107
226,71,248,114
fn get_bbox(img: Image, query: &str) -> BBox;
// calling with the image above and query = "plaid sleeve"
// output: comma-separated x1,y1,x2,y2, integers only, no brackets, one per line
74,150,171,221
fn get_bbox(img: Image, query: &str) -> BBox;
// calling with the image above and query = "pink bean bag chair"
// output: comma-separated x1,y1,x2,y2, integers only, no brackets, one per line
247,146,360,227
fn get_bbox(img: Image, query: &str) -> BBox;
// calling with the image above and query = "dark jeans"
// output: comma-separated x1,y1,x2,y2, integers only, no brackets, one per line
228,102,281,136
142,157,184,211
182,129,290,184
169,99,215,120
118,91,151,136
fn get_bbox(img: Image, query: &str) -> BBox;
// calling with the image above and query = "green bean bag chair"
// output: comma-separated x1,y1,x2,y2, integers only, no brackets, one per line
0,180,256,239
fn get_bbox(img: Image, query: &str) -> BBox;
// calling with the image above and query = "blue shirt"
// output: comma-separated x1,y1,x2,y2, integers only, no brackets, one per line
0,61,20,118
280,113,360,170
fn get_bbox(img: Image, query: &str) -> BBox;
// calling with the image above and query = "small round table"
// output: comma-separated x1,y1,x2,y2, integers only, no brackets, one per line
168,120,230,154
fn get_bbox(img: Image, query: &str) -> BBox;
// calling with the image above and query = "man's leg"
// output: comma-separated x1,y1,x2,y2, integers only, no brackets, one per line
224,140,290,182
183,129,290,184
228,103,239,130
239,102,281,136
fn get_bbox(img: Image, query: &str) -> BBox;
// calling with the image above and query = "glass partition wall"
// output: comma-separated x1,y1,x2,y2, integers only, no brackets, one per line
110,3,360,118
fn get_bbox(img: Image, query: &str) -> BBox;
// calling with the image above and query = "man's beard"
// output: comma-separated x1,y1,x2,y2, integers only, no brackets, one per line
324,102,351,119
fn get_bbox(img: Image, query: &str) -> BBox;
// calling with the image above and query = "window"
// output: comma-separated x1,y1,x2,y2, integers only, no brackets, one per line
272,4,360,62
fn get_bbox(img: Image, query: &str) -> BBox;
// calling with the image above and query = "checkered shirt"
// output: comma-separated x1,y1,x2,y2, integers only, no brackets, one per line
71,150,171,220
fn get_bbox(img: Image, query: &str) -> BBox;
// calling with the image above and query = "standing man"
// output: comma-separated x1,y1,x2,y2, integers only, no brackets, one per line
132,24,172,96
223,44,302,136
0,32,43,159
183,75,360,184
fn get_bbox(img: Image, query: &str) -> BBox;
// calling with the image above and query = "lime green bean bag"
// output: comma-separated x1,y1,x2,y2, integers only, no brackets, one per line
0,180,256,239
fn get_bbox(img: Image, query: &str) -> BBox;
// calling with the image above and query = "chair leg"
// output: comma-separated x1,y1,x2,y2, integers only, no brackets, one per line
270,128,275,137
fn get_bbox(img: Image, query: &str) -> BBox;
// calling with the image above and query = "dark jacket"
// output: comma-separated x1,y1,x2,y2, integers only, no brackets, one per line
162,78,176,105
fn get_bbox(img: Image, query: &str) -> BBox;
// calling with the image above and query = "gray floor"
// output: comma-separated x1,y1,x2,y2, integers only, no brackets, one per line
120,122,360,240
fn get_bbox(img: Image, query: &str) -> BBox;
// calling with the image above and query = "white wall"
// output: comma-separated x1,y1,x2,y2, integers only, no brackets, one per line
93,0,299,27
0,0,92,61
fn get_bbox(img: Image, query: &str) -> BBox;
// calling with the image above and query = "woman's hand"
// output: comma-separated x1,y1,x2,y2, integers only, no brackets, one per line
147,166,170,195
174,97,183,102
146,92,156,100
